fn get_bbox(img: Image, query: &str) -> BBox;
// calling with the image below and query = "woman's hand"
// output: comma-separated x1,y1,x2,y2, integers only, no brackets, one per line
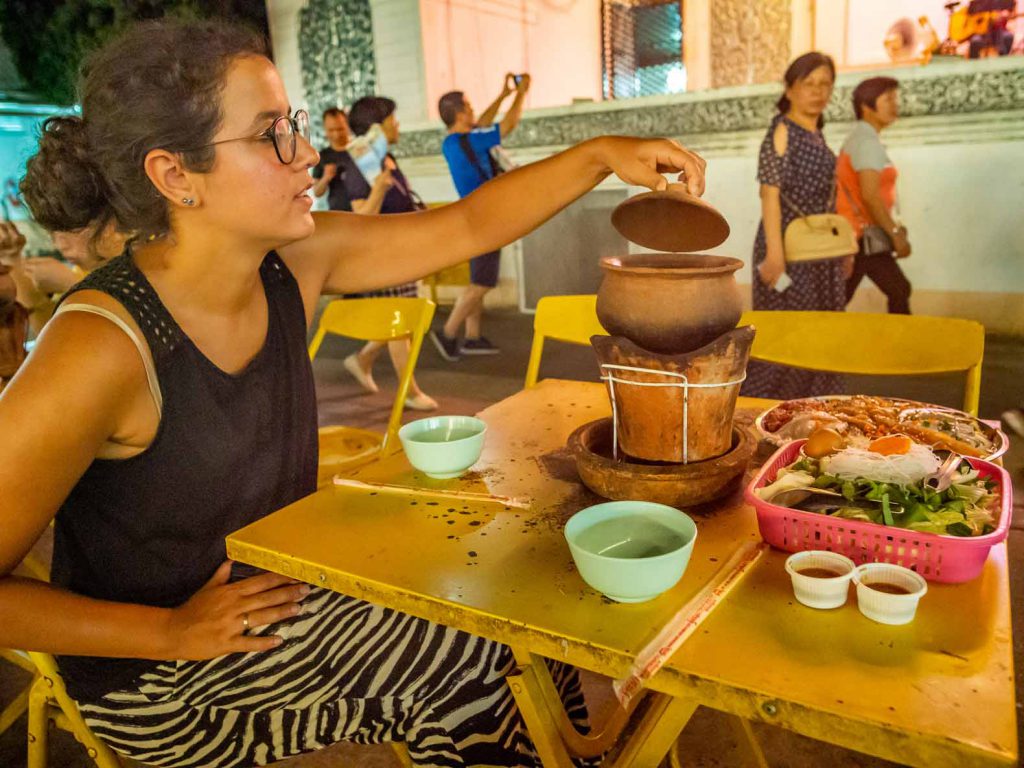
758,244,786,287
373,166,395,191
164,561,310,660
595,136,707,197
841,254,855,279
893,228,911,259
0,222,26,264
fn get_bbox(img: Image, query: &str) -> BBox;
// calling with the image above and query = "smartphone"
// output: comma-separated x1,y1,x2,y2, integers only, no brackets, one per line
773,271,793,293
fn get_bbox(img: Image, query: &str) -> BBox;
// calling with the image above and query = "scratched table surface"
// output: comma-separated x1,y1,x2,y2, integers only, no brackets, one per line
228,380,1017,767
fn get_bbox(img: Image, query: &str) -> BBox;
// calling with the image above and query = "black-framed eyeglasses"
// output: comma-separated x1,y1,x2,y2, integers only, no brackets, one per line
181,110,310,164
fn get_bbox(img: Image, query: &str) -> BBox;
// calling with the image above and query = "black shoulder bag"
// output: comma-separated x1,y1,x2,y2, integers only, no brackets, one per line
457,133,502,185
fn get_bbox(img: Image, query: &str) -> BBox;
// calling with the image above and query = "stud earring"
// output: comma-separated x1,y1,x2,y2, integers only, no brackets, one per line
182,197,195,206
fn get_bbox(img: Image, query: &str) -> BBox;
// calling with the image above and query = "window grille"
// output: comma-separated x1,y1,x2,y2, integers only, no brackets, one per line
602,0,685,100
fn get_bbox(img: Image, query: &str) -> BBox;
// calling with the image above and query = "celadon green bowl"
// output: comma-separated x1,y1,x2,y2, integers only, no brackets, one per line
398,416,487,479
564,501,697,603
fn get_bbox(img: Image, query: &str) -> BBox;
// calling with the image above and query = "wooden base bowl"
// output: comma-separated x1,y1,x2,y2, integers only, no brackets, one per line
568,418,755,509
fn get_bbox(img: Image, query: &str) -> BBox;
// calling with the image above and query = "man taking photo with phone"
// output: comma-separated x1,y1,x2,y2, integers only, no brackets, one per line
432,73,530,360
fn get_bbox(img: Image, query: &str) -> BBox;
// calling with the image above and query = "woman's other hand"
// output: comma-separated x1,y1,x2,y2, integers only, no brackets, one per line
164,561,310,659
595,137,707,197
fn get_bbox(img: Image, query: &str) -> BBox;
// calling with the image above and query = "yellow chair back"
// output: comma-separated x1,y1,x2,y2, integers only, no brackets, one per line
308,297,436,460
740,311,985,414
524,295,606,388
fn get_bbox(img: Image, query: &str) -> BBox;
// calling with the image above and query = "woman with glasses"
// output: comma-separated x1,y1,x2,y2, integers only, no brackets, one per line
1,18,706,768
743,51,848,400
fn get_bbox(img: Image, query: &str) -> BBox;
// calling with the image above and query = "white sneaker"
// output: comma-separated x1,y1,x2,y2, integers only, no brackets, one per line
343,353,378,394
405,393,439,411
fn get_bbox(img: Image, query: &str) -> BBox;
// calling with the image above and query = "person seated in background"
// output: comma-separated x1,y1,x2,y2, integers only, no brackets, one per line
837,76,912,315
0,271,12,306
0,266,13,305
23,220,128,295
0,223,28,386
12,119,132,328
0,219,128,334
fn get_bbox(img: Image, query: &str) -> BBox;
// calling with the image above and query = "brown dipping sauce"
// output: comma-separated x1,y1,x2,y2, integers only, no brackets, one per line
865,582,912,595
797,568,843,579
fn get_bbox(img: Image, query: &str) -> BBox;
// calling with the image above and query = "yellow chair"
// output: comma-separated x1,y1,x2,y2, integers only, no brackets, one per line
0,553,51,739
0,648,34,738
523,295,607,389
309,297,436,484
26,651,126,768
740,311,985,414
423,262,471,307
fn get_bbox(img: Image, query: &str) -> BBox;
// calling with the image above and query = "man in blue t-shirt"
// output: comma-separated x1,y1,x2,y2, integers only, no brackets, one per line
430,74,530,361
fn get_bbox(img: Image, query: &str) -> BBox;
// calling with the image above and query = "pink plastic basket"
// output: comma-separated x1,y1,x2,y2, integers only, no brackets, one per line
745,440,1012,583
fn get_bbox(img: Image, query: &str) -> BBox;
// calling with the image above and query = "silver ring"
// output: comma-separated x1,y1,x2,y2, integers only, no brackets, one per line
242,613,250,634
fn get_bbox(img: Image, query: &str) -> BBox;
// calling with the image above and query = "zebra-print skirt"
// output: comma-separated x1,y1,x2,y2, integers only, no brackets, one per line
79,588,591,767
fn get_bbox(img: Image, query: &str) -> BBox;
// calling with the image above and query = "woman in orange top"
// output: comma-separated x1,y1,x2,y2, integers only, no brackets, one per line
836,77,912,314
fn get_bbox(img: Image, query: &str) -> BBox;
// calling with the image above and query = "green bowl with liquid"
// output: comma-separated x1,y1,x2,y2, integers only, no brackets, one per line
564,501,697,603
398,415,487,479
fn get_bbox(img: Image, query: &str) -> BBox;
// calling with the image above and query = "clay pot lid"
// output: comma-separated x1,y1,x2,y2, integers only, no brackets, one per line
611,184,730,253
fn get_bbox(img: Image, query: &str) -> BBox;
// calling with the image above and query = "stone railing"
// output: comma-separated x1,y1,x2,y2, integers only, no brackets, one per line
394,56,1024,159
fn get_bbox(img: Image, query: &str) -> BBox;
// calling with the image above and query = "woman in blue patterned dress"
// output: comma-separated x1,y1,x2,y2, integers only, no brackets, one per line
743,52,849,400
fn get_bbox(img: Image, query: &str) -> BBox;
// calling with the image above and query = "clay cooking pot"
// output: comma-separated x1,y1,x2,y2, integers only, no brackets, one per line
596,254,743,355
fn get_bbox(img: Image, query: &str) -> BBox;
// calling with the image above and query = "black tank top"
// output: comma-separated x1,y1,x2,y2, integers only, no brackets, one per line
53,250,318,701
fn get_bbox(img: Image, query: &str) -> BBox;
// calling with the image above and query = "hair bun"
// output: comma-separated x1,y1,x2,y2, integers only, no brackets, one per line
21,115,111,233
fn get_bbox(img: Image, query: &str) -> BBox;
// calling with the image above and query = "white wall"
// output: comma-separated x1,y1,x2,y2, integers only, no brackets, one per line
266,0,309,111
370,0,430,121
418,0,602,118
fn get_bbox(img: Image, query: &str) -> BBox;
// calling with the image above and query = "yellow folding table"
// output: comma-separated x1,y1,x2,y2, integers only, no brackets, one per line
226,379,1017,767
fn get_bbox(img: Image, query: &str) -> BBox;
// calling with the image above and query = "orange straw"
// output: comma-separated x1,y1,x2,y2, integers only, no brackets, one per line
614,541,768,707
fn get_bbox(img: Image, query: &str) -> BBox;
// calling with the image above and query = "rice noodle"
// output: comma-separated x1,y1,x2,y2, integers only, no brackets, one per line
821,443,941,485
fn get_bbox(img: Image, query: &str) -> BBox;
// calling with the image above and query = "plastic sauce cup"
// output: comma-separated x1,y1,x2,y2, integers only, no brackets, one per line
784,551,856,609
852,563,928,625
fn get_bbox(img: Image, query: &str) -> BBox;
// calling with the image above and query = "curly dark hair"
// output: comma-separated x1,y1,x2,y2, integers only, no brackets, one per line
21,19,266,240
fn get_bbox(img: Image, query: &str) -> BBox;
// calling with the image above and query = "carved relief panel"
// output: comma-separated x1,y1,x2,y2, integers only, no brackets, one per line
711,0,792,88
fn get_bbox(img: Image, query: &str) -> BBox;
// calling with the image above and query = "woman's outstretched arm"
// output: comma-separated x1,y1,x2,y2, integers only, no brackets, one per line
281,136,706,297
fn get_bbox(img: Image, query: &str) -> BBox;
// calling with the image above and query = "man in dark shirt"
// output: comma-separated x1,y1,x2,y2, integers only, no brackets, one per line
312,107,354,212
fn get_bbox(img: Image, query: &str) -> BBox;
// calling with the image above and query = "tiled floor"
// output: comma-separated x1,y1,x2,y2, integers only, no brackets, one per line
2,306,1021,768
